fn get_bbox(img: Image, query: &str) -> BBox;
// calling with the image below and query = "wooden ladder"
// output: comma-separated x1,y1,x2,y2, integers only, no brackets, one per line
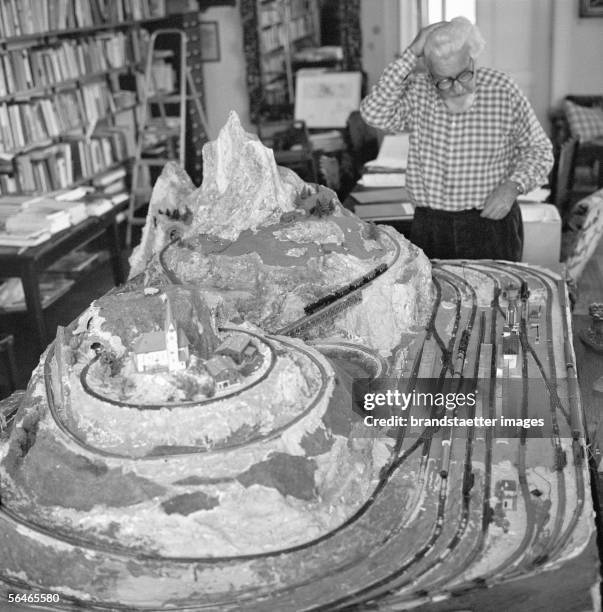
125,28,209,248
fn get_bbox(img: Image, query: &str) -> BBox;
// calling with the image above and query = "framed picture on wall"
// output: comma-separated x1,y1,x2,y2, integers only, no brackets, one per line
200,21,220,61
294,71,362,129
579,0,603,17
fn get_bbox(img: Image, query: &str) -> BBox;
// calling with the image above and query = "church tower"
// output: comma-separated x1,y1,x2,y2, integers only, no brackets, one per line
164,297,180,371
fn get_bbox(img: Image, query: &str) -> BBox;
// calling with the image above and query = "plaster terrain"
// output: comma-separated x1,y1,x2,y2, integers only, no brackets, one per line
0,111,437,603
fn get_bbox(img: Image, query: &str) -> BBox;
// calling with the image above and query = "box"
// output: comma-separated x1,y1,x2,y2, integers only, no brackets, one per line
519,203,561,269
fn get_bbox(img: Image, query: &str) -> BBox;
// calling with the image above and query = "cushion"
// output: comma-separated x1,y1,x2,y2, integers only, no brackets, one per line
563,188,603,282
564,100,603,142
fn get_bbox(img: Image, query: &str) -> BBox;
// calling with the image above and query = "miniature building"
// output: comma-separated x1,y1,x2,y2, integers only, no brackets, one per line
205,355,240,390
497,480,518,511
215,335,257,365
133,298,190,373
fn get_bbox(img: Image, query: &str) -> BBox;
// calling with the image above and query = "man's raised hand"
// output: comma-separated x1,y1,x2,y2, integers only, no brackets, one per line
410,22,447,57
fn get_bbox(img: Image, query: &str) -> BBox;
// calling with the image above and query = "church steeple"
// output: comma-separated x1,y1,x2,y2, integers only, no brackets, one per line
164,296,179,370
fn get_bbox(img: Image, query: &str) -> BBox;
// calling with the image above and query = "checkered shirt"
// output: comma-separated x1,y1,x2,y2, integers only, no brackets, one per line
360,49,554,211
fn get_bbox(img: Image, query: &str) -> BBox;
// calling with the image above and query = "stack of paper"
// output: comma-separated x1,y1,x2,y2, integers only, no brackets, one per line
352,187,413,220
364,133,410,171
6,209,71,235
361,133,409,187
22,198,88,225
518,187,550,203
0,229,52,248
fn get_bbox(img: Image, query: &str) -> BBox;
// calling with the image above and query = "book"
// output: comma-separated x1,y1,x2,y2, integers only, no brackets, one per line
92,166,127,188
358,173,407,188
353,201,414,220
351,188,410,205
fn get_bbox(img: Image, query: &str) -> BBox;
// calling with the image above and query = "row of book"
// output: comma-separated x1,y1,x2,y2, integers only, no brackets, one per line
0,83,129,154
260,15,315,54
0,0,166,39
6,129,131,195
0,31,143,97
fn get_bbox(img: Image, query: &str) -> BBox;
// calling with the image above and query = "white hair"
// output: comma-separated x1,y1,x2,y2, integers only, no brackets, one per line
424,17,485,63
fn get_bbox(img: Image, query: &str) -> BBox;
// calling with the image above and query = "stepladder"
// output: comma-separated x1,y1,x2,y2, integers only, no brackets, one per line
125,28,209,248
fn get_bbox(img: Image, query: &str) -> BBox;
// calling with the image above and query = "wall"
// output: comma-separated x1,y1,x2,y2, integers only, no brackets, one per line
550,0,603,105
360,0,401,91
199,2,252,137
477,0,553,131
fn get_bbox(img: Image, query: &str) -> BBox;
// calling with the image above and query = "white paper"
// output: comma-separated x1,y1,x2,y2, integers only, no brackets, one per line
518,187,550,203
365,134,410,171
359,173,406,187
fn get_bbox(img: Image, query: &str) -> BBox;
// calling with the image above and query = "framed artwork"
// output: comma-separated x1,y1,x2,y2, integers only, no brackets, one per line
294,71,362,129
579,0,603,17
199,21,220,61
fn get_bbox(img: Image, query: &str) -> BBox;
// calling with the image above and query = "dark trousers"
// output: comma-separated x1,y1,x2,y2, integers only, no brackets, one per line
410,201,523,261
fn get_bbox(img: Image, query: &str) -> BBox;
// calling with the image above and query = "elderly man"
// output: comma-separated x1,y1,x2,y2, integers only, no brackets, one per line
360,17,553,260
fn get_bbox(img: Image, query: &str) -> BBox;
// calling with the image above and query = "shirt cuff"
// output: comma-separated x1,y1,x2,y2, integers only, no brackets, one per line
507,177,527,195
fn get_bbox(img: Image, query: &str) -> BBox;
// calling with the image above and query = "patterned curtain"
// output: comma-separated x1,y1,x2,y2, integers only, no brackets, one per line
239,0,263,125
339,0,362,72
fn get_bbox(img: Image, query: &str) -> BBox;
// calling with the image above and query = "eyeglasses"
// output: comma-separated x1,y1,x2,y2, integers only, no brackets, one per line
432,60,474,91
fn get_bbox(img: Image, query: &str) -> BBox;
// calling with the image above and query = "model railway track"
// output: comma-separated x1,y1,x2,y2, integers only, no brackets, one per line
0,262,590,611
307,266,479,610
430,264,550,586
410,263,503,594
43,335,330,463
275,229,400,338
0,286,464,600
356,310,487,609
504,265,586,569
447,263,582,588
487,265,569,550
78,328,277,411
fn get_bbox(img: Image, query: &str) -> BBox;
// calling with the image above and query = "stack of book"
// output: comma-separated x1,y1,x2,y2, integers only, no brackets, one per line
0,192,88,247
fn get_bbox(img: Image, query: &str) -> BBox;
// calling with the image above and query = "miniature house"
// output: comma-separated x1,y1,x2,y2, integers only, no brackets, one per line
133,298,190,373
215,335,257,365
497,480,518,511
205,355,240,390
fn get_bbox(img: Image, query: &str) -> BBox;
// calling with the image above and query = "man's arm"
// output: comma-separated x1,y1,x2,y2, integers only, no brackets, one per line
360,22,446,132
481,84,554,220
359,49,419,132
506,86,554,194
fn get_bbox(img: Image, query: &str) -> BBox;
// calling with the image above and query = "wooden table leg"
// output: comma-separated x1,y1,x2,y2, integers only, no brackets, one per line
21,262,47,352
106,220,125,285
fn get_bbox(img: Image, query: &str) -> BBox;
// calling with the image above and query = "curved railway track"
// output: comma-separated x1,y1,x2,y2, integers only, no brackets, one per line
0,260,591,611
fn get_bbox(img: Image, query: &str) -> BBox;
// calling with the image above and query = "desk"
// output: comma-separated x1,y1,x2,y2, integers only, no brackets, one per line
0,206,125,351
342,184,414,236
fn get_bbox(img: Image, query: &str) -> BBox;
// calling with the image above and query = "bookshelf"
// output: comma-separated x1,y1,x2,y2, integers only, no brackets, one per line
0,1,212,352
0,0,206,198
241,0,320,125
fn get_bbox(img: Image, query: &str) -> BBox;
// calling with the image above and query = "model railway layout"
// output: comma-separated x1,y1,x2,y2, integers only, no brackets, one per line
0,260,595,611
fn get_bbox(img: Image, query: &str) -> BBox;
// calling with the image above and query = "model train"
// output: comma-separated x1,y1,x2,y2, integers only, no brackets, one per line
304,263,388,316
